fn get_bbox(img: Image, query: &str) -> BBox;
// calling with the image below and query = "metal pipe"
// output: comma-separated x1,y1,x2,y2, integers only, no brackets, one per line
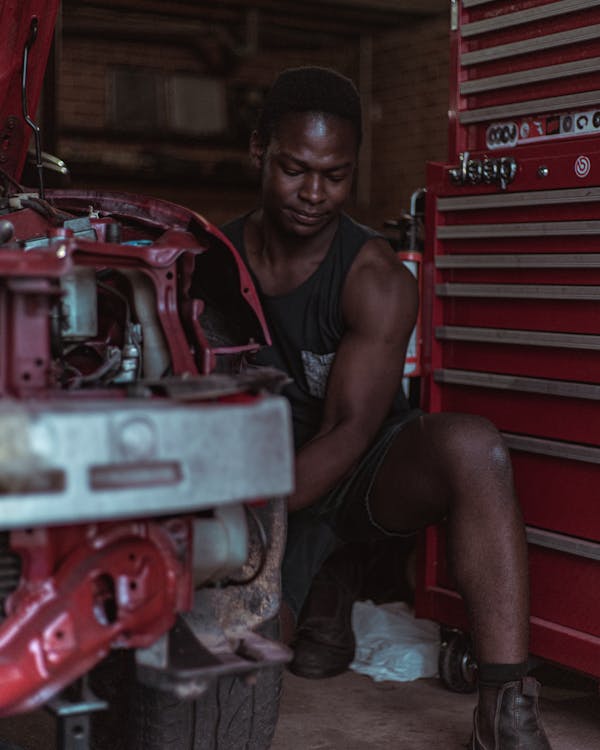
21,18,45,200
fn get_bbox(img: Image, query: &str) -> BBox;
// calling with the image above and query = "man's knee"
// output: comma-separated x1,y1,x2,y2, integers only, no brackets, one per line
432,413,514,493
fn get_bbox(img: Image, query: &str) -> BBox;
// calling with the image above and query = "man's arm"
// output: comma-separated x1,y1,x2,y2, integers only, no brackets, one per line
288,237,419,513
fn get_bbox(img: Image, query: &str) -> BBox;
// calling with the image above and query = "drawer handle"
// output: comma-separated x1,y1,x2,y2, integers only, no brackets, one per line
526,527,600,561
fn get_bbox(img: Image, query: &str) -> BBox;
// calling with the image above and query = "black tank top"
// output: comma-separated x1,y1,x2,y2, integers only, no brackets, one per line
221,213,410,448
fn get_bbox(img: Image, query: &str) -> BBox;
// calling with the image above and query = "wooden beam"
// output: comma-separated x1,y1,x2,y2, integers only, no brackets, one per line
69,0,441,34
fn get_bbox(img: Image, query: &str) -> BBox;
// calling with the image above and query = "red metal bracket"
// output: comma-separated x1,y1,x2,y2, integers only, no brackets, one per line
0,518,192,716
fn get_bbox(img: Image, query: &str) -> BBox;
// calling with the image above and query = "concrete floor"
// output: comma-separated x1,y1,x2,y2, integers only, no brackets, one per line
272,666,600,750
0,664,598,749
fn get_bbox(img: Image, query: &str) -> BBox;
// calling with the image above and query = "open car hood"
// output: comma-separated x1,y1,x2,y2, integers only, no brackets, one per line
0,1,60,181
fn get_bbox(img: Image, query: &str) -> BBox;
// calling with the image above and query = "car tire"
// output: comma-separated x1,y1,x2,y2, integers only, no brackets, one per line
131,661,282,750
91,620,282,750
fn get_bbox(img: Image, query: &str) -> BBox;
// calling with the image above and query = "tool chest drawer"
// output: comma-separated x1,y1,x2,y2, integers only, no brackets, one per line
418,524,600,678
417,0,600,679
418,173,600,677
509,446,600,539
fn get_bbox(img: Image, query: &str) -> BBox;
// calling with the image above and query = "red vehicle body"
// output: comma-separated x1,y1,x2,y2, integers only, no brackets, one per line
0,3,293,748
416,0,600,685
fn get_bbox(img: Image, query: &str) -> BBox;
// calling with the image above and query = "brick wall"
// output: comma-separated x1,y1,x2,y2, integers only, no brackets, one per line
362,12,450,233
54,7,449,230
56,11,358,225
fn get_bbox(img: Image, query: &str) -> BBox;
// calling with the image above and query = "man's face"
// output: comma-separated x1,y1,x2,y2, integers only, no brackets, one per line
254,112,358,238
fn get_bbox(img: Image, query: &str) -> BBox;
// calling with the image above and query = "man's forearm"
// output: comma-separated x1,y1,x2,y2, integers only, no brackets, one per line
287,423,371,513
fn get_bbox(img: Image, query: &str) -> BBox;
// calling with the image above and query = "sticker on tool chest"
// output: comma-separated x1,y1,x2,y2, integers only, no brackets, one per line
487,109,600,149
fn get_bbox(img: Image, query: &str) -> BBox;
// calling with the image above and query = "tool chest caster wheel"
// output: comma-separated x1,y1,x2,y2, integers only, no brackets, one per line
438,628,477,693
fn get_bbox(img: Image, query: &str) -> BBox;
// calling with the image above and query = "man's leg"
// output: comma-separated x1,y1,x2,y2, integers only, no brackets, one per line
370,412,528,663
368,412,550,750
288,538,417,676
279,506,338,645
287,542,363,677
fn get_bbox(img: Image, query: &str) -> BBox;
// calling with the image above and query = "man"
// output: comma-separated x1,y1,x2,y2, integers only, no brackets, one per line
220,66,551,750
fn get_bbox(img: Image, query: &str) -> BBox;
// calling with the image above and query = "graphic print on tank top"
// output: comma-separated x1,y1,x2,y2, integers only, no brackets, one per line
301,350,336,399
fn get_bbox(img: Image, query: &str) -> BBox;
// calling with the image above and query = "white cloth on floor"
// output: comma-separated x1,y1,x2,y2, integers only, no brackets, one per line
350,600,439,682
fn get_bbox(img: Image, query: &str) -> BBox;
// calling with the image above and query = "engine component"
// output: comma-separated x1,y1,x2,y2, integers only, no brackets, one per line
0,3,293,745
192,504,249,586
0,519,193,716
121,269,170,379
60,267,98,341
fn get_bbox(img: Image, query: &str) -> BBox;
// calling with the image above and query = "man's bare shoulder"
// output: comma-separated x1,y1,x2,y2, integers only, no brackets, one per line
343,236,418,315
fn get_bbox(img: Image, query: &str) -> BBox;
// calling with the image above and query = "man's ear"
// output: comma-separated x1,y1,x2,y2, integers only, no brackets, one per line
249,130,265,169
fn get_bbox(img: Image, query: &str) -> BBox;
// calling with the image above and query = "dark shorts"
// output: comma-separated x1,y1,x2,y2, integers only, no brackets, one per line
282,409,422,619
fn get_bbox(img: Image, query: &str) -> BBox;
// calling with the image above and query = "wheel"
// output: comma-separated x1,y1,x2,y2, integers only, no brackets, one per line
130,657,282,750
90,620,282,750
438,628,477,694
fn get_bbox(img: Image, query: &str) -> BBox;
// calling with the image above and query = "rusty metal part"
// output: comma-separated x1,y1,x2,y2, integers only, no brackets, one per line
191,498,287,635
136,367,291,400
135,498,289,697
135,613,291,700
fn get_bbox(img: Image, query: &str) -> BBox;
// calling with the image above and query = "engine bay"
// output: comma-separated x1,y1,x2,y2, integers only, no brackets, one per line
0,188,271,396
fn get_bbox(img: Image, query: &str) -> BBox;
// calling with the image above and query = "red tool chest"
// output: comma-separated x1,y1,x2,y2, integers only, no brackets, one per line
415,0,600,681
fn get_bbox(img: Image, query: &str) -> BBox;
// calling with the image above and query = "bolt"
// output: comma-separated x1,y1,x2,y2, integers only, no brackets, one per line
118,417,156,459
537,166,549,178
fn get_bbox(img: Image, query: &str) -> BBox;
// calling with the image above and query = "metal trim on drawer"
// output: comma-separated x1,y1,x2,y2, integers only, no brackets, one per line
433,368,600,400
437,221,600,239
462,24,600,66
459,89,600,124
435,325,600,350
503,432,600,464
461,0,600,38
460,57,600,95
436,283,600,300
438,187,600,212
526,527,600,561
435,253,600,269
462,0,496,7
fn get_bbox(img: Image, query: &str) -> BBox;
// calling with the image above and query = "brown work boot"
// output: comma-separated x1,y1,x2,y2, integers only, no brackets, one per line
472,677,552,749
288,539,416,679
288,545,361,679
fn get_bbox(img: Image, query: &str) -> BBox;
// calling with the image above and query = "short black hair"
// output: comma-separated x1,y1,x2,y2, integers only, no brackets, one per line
256,66,362,147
